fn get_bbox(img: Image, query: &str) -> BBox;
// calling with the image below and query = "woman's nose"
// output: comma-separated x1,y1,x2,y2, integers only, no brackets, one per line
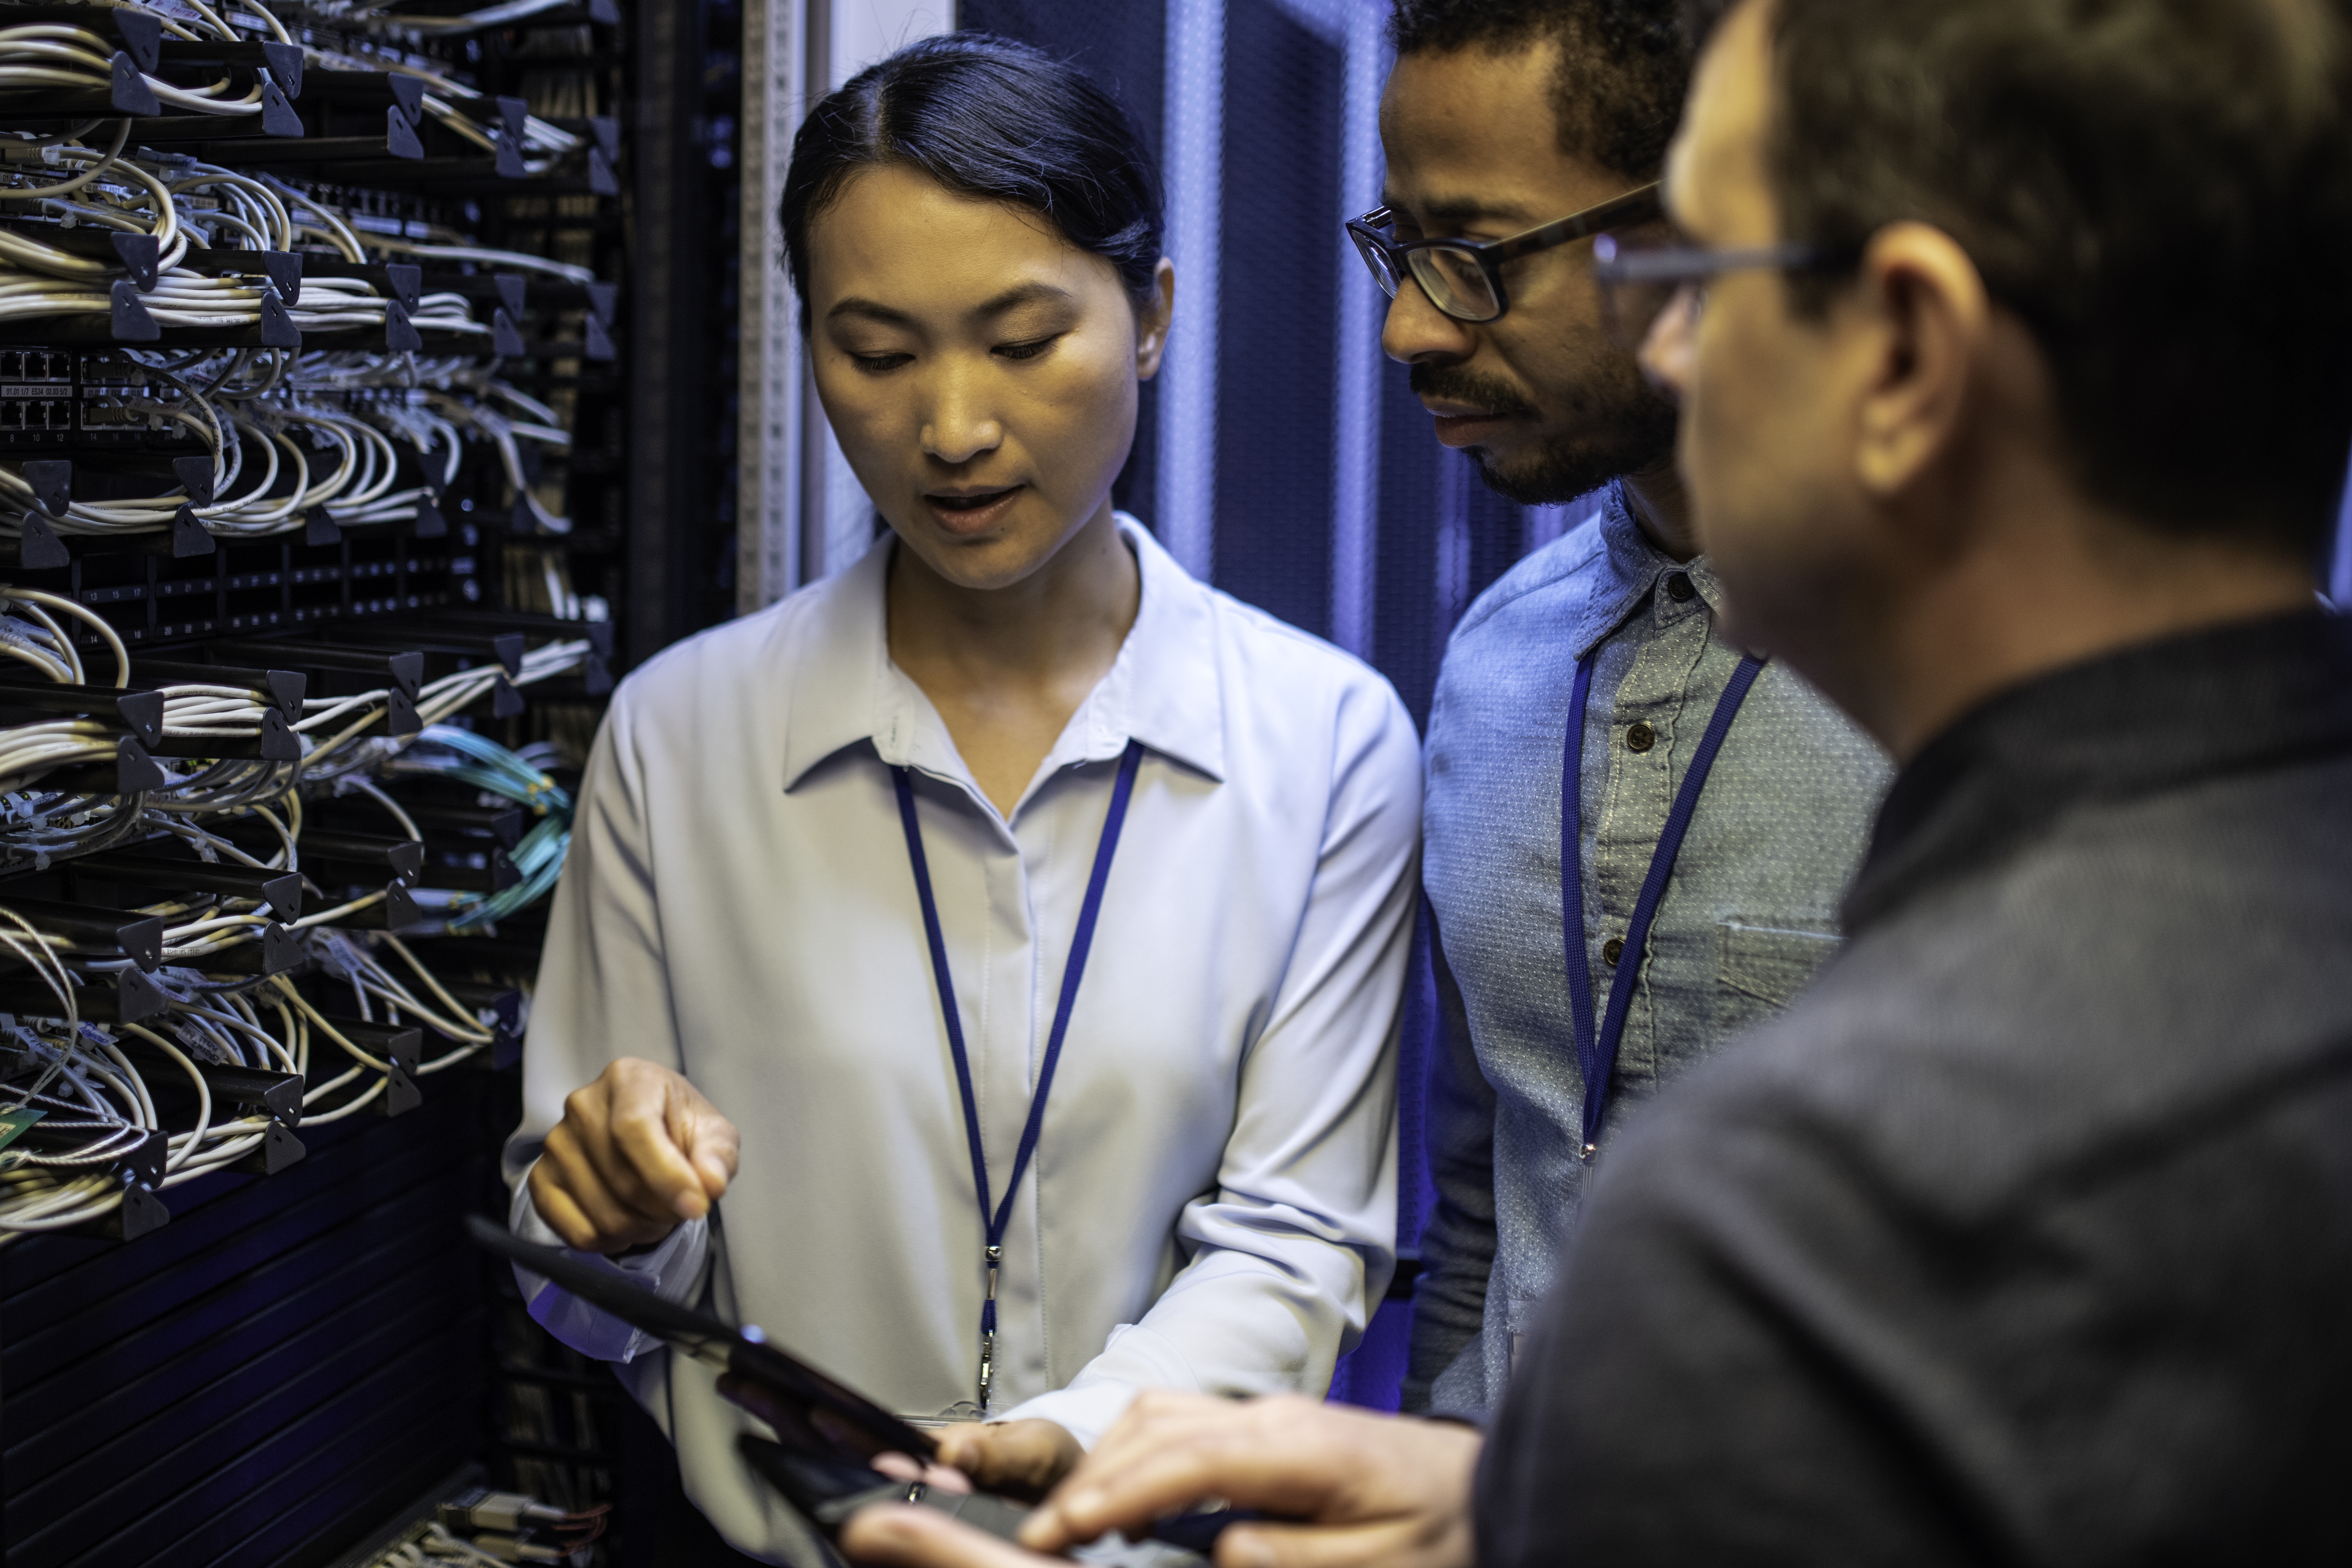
920,373,1005,465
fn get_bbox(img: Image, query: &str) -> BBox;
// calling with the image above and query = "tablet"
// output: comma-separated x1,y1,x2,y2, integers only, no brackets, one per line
466,1215,1240,1557
465,1214,935,1463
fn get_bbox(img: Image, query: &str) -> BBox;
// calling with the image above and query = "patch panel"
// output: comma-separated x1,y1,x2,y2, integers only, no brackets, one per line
0,349,190,450
0,347,71,383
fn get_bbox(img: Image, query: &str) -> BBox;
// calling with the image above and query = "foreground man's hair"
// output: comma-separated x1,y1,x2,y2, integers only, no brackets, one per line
1690,0,2352,556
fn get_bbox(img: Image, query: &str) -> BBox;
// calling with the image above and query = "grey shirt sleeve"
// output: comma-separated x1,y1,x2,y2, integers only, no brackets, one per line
1402,912,1498,1413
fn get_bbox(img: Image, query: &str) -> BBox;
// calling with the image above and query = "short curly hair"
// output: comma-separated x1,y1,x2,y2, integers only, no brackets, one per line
1387,0,1694,180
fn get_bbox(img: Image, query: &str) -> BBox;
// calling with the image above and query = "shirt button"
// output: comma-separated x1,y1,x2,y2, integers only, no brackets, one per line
1602,938,1625,966
1665,572,1695,603
1626,722,1655,753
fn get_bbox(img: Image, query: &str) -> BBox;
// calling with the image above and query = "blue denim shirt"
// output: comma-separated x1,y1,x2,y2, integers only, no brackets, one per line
1411,484,1892,1414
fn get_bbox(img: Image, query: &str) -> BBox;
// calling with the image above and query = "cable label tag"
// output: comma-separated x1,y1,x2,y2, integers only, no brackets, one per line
0,1106,44,1156
172,1019,234,1066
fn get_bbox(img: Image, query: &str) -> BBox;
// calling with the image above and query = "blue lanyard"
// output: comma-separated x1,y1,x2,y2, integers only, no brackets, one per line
892,739,1145,1412
1562,650,1765,1162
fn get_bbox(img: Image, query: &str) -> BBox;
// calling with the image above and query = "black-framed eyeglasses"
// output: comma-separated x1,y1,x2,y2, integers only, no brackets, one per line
1345,183,1664,324
1590,233,1856,350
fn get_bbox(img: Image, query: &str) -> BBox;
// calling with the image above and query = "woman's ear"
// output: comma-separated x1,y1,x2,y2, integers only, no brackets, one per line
1135,258,1176,380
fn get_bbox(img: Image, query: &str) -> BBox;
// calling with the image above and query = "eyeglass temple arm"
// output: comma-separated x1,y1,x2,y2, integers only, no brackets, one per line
1591,242,1826,285
1490,184,1665,264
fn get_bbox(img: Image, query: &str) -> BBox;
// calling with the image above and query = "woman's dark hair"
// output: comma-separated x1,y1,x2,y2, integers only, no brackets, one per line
778,32,1165,332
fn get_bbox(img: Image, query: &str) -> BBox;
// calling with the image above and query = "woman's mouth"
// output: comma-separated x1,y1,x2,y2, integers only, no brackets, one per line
924,485,1025,535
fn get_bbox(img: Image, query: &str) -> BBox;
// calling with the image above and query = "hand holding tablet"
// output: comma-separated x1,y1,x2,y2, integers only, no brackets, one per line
465,1217,1253,1559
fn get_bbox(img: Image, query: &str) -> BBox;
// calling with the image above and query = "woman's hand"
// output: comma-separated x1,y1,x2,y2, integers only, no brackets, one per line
932,1420,1084,1502
527,1057,739,1253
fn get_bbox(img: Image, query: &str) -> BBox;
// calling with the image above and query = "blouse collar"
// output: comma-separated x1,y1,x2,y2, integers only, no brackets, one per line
780,513,1229,800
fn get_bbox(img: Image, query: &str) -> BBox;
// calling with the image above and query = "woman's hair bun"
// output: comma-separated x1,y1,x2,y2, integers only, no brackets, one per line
779,31,1165,329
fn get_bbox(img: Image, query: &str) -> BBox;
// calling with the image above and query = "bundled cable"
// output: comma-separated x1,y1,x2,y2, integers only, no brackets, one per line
0,351,563,548
0,923,511,1240
381,725,573,930
296,637,596,775
0,23,278,119
328,0,582,35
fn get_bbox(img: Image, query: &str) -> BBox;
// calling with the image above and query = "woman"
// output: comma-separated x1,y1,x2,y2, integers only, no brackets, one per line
504,33,1420,1563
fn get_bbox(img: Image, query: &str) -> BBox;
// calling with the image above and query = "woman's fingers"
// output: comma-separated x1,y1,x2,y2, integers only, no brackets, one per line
525,1162,609,1251
933,1420,1082,1501
532,1058,741,1250
839,1503,1049,1568
532,1126,670,1247
1028,1394,1330,1546
670,1075,741,1198
602,1060,728,1218
870,1451,973,1495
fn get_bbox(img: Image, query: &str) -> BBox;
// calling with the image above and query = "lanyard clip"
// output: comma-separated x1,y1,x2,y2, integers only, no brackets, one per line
1580,1141,1597,1165
978,1243,1004,1412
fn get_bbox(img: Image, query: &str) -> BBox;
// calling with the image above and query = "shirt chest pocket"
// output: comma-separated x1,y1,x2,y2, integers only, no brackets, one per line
1712,920,1843,1038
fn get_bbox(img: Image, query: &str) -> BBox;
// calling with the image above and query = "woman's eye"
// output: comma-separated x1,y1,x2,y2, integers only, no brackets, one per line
848,351,911,373
996,336,1060,362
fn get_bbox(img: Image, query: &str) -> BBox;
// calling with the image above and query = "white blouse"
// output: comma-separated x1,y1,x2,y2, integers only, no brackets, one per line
504,516,1421,1563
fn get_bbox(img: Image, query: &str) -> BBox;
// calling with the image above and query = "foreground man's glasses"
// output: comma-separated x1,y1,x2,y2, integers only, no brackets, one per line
1590,233,1854,351
1346,184,1664,324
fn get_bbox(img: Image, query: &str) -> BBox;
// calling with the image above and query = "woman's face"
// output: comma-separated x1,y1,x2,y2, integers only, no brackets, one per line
805,162,1171,591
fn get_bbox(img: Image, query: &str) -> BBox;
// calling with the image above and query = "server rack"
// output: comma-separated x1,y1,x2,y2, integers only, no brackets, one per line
0,2,740,1561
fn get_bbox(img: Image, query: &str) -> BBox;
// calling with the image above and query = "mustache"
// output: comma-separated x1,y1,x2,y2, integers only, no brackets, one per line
1410,362,1540,420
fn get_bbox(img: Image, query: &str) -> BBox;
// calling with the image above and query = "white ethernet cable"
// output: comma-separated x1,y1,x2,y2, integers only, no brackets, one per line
340,0,579,34
293,637,595,778
0,24,274,118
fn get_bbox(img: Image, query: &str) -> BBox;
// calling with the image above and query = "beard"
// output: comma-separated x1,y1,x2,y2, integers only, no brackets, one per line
1411,355,1678,507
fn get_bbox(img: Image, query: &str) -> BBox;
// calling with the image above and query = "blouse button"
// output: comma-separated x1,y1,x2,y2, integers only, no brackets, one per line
1626,722,1656,753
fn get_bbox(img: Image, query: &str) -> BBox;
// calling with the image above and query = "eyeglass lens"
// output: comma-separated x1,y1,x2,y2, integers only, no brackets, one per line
1405,247,1501,322
1349,229,1403,298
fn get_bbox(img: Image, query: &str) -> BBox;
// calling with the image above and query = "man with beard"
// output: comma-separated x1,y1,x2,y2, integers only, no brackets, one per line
1359,0,1890,1415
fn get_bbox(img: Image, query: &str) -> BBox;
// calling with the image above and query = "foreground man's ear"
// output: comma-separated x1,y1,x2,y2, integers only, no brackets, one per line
1849,220,1991,502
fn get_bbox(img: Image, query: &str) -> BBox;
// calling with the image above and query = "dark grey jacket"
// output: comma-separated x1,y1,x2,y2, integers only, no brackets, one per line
1477,610,2352,1565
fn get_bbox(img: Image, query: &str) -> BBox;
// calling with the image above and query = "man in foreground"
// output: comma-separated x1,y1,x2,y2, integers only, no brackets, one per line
1370,0,1887,1414
835,0,2352,1559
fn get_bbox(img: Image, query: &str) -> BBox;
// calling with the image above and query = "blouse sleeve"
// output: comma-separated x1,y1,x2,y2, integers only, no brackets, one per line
501,686,708,1356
